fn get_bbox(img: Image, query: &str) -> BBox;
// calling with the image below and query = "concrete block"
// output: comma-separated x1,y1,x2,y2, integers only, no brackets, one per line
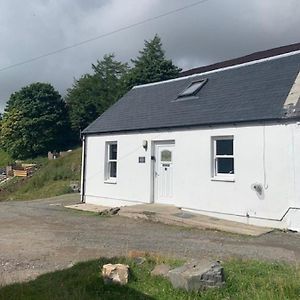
168,260,224,291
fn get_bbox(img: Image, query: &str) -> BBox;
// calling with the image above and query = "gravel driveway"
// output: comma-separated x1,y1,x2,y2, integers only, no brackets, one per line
1,194,300,285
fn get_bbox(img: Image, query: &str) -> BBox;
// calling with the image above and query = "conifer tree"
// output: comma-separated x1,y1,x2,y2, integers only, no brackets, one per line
126,34,181,88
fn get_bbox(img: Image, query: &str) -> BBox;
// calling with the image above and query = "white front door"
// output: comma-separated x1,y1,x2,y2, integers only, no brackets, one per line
154,142,174,204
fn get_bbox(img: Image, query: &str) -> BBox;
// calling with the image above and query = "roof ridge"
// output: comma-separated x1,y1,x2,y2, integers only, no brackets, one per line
133,47,300,90
180,42,300,77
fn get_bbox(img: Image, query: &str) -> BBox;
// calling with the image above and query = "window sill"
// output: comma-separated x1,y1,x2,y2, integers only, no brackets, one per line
211,176,235,182
104,179,117,184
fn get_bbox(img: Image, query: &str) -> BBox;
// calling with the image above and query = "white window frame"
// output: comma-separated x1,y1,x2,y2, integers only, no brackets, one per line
105,141,117,183
211,136,235,182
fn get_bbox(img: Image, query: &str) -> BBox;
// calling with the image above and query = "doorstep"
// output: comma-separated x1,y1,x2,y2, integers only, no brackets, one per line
65,203,110,213
66,202,272,236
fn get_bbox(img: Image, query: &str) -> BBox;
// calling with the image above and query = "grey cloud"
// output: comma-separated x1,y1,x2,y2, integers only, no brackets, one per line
0,0,299,111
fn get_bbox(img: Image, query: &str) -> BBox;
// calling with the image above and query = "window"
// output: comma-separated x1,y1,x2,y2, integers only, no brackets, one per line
105,142,117,182
178,79,208,98
212,137,234,179
161,150,172,162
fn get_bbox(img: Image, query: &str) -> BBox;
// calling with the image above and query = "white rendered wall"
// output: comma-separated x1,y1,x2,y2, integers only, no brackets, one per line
292,122,300,207
83,122,300,229
287,122,300,230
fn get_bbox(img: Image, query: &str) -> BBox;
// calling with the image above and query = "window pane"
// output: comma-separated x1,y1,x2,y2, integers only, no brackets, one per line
216,139,233,155
109,162,117,178
217,158,234,174
109,144,117,160
179,80,206,97
161,150,172,162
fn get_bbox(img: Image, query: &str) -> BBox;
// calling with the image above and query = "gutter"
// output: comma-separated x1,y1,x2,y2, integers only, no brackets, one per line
81,116,300,137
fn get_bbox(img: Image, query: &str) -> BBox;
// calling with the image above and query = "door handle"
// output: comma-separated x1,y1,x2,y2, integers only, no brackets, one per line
155,171,159,177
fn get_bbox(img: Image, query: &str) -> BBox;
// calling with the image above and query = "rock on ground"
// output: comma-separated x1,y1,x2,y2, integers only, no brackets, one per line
102,263,129,285
168,260,224,291
133,257,146,265
98,207,120,216
151,264,171,277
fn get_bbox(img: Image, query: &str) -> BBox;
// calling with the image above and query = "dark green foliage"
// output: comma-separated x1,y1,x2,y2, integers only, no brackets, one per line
65,54,129,134
0,36,181,160
0,83,72,159
126,34,181,89
66,37,180,137
0,150,13,167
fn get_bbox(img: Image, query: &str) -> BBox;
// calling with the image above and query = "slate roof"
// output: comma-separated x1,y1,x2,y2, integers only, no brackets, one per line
180,42,300,77
82,52,300,135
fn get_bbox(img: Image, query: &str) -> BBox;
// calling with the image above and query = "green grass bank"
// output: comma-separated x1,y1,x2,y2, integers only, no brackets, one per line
0,148,81,201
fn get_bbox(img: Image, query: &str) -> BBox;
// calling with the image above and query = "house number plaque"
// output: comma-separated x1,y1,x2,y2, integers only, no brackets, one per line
138,157,146,163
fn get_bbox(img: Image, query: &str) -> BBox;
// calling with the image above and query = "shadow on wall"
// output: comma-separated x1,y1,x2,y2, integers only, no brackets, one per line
251,183,265,200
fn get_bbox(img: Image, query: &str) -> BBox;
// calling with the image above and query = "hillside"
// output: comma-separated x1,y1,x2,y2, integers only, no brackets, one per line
0,148,82,201
0,150,13,168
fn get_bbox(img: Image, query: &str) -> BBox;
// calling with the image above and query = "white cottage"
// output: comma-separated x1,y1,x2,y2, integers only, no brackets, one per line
81,45,300,231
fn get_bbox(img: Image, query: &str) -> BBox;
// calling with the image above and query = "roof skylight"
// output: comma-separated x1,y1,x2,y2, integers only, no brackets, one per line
178,79,208,98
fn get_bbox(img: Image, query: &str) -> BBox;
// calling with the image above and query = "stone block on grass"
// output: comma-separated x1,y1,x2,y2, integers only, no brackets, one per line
151,264,171,277
133,257,146,265
102,263,129,285
168,260,224,291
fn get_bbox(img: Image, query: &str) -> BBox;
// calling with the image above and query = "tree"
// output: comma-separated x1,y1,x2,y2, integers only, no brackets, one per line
65,38,180,137
65,54,129,134
0,82,71,159
126,34,181,89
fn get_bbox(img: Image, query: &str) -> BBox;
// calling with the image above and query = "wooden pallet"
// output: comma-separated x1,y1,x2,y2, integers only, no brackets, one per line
13,169,28,177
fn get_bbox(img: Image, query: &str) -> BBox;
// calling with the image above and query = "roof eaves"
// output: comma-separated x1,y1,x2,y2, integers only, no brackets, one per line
81,116,300,136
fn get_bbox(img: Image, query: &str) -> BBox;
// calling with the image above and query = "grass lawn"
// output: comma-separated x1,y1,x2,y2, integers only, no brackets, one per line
0,148,81,201
0,257,299,300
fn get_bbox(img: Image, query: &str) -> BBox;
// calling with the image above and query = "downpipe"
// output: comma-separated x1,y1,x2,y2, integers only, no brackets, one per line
80,134,87,203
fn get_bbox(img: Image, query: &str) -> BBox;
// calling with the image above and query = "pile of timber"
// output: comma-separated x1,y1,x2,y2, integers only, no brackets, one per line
13,164,37,177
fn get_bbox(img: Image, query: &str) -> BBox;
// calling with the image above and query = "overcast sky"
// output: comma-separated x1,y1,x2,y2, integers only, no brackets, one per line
0,0,299,111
